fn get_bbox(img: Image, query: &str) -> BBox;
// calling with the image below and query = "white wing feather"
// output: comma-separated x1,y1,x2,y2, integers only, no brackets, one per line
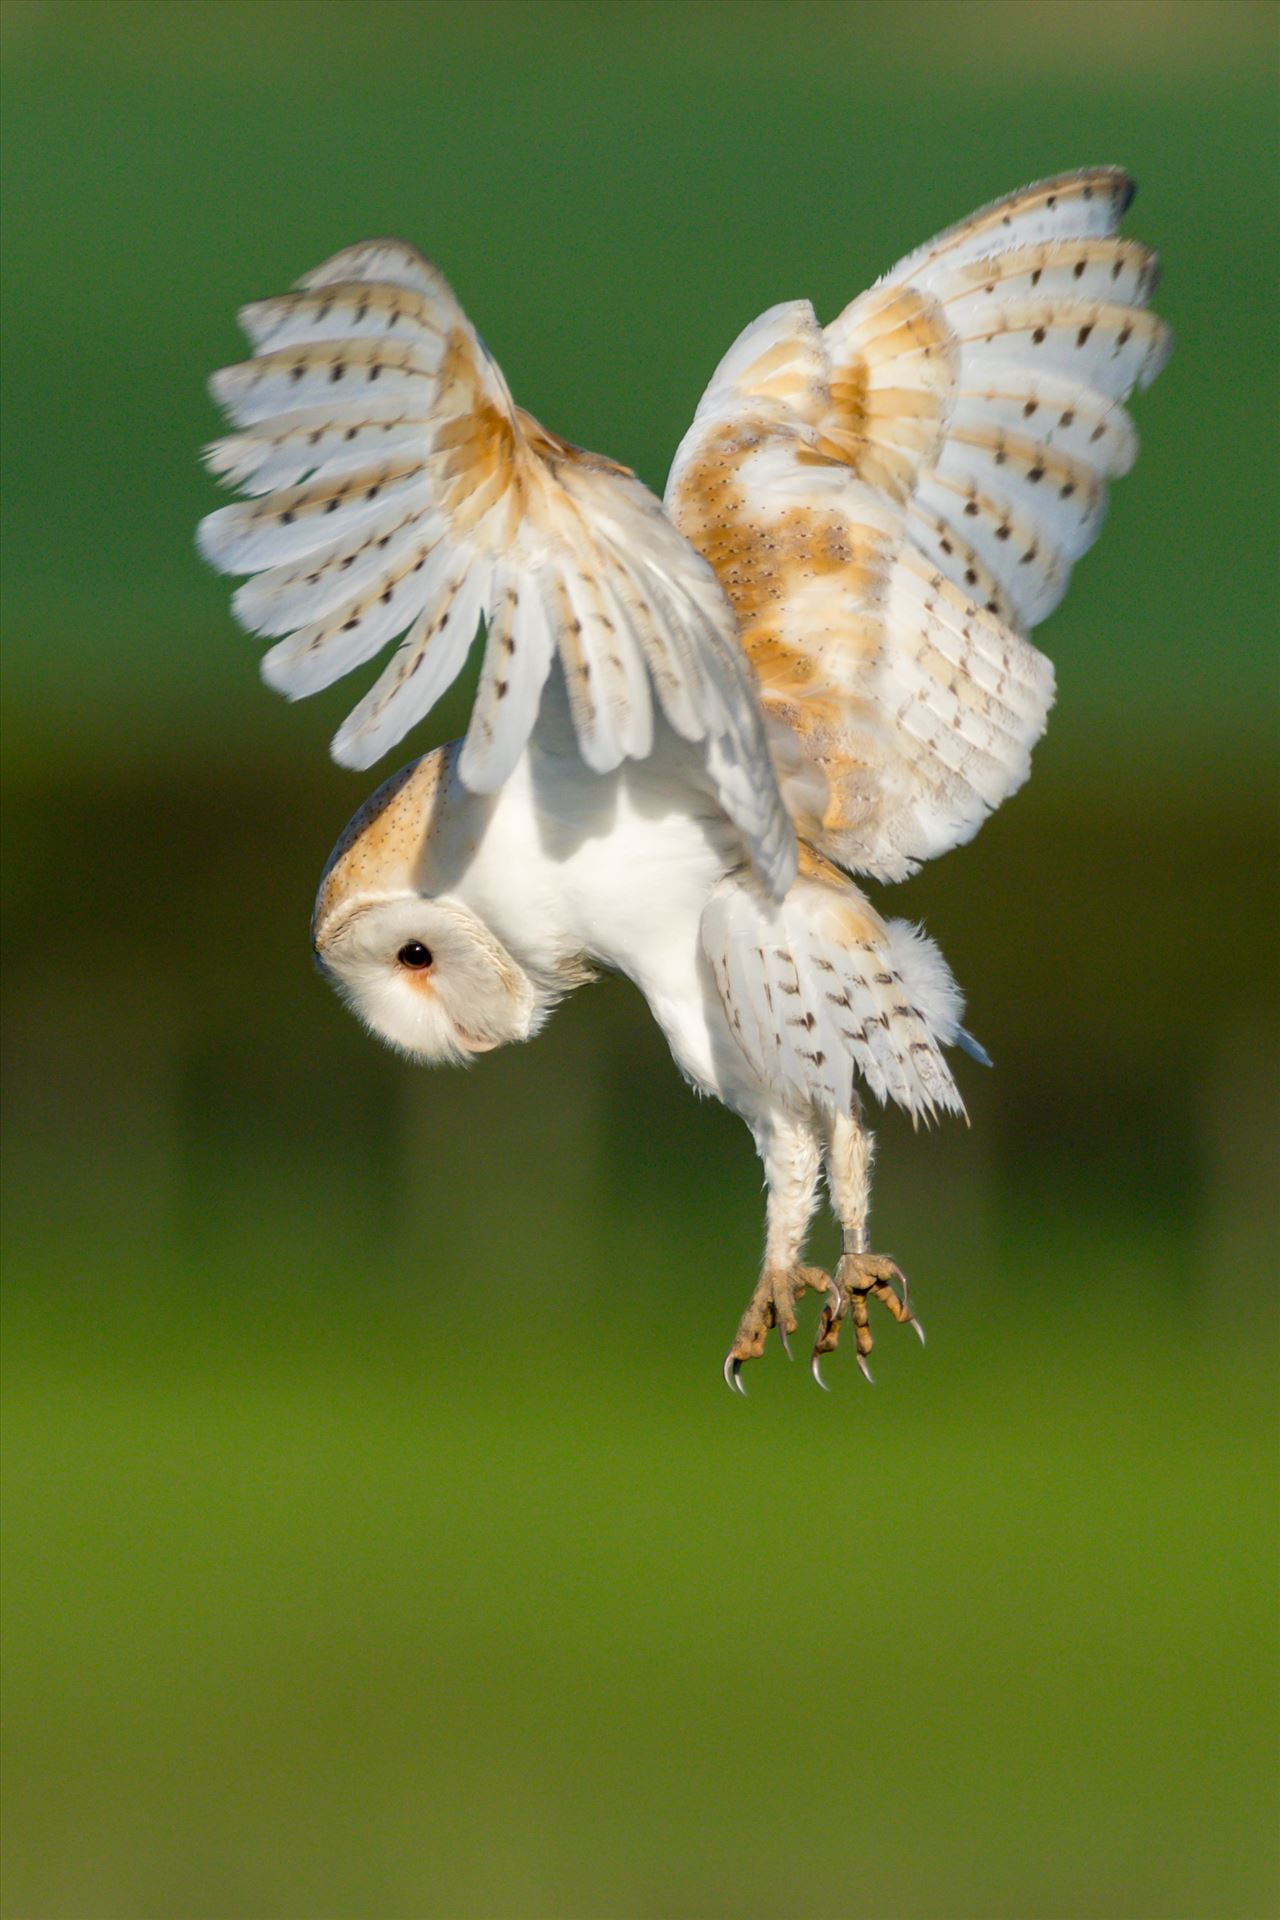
200,239,795,895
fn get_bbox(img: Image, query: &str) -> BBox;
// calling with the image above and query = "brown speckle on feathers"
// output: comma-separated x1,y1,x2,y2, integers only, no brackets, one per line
666,167,1166,882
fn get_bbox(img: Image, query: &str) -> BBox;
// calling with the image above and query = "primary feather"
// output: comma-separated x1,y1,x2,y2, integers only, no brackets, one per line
667,166,1170,885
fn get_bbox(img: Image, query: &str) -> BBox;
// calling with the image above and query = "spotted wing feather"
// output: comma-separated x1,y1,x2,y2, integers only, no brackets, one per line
200,239,795,894
829,167,1171,624
667,168,1169,878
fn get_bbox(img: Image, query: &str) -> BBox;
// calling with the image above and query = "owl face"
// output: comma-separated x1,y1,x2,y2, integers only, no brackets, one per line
313,891,538,1065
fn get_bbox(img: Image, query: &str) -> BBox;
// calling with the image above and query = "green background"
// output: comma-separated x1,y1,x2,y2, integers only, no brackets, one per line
3,3,1277,1916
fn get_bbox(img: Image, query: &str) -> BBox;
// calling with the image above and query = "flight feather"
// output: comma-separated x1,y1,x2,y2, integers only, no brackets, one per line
199,239,795,894
667,168,1170,881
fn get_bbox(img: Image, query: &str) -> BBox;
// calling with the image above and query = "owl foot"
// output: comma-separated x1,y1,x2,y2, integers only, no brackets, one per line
723,1265,830,1393
811,1253,925,1388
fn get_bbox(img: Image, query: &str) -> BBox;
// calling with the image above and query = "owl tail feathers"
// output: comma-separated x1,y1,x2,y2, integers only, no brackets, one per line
702,862,984,1125
883,918,990,1067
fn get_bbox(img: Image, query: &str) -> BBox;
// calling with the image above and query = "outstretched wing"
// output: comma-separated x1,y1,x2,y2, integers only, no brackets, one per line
199,240,795,895
667,169,1170,882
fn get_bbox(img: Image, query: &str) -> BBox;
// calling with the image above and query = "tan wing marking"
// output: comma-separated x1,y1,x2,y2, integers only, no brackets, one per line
203,238,795,892
822,285,957,500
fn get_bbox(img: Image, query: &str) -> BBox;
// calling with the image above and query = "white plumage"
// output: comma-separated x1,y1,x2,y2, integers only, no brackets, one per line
200,170,1170,1387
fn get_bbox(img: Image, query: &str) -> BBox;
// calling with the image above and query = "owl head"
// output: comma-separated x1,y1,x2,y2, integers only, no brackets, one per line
311,751,539,1065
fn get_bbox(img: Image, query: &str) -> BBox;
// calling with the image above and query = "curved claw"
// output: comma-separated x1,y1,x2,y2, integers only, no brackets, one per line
723,1352,747,1394
856,1352,876,1385
912,1316,927,1346
811,1352,831,1391
778,1322,793,1361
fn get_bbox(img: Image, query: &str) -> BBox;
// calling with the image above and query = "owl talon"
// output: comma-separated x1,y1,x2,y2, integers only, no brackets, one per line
724,1263,829,1388
808,1252,924,1380
723,1353,747,1394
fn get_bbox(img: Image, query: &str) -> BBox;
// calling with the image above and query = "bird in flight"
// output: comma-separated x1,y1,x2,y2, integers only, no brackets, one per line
199,169,1169,1390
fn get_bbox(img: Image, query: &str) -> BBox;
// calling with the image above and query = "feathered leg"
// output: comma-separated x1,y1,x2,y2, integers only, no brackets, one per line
815,1100,924,1385
723,1116,829,1392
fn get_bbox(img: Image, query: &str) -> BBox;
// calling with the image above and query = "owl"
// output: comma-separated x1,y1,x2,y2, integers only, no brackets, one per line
199,169,1170,1389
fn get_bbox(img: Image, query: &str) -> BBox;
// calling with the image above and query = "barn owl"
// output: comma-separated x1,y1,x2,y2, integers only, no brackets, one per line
199,169,1170,1389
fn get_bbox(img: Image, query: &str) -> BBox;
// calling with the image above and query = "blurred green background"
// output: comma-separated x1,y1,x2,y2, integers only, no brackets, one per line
3,3,1277,1916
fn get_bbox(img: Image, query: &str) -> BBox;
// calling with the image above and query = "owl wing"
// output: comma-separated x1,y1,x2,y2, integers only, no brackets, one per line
667,168,1171,882
199,240,795,896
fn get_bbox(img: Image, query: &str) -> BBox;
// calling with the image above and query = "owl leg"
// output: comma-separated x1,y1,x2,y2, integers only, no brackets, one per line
813,1100,924,1386
723,1116,828,1392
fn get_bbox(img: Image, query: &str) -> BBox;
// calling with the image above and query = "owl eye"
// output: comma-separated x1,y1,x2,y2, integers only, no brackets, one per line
397,941,434,970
